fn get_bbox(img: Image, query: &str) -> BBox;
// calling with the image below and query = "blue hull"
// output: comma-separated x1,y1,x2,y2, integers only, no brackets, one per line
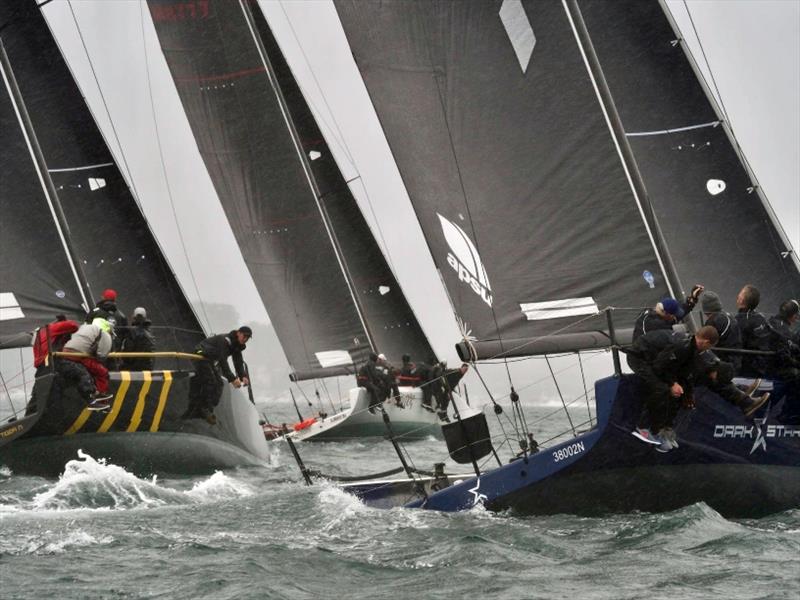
347,376,800,517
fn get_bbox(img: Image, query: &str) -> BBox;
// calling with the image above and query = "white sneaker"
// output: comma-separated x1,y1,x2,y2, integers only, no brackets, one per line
632,428,663,445
659,428,679,449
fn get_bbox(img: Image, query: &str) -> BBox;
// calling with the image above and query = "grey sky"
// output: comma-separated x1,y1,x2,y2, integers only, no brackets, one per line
39,0,800,400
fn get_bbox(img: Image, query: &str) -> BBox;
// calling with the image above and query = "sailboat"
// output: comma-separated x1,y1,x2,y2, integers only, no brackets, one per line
280,0,799,516
0,2,268,476
146,0,477,441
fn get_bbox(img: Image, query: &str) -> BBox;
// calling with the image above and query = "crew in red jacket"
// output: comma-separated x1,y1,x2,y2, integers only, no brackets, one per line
33,315,80,375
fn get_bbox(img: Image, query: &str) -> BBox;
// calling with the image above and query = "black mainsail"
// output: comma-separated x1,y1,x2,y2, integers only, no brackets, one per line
577,0,800,313
148,0,435,380
0,3,204,351
335,0,675,359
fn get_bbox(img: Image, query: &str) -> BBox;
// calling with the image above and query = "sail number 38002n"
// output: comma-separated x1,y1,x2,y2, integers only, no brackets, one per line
552,441,586,463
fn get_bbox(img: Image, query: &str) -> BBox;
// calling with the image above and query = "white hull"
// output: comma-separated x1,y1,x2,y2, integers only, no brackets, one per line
287,386,478,442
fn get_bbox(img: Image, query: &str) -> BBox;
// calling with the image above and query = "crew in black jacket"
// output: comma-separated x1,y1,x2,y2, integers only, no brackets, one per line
357,353,382,413
120,307,156,371
86,288,128,356
768,300,800,423
632,284,704,341
735,284,773,376
187,326,251,424
627,326,718,450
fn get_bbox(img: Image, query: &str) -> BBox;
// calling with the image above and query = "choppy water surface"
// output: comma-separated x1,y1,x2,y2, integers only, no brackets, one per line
2,402,799,600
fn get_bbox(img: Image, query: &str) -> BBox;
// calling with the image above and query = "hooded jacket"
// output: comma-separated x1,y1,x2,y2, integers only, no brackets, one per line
195,331,246,382
63,323,113,359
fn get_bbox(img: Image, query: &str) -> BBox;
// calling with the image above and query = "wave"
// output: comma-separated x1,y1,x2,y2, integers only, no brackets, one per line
17,450,254,512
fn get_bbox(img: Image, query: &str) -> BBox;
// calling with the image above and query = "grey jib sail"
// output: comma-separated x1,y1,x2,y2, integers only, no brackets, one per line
577,0,800,315
148,0,435,380
335,0,674,359
0,3,205,352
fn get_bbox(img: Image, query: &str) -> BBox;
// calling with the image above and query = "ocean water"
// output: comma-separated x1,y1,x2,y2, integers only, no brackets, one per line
1,402,799,600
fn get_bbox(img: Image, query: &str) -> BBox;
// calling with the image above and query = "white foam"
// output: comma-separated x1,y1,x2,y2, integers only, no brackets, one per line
29,450,252,512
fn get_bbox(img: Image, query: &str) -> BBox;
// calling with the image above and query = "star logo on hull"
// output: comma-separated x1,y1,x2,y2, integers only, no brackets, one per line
468,478,488,507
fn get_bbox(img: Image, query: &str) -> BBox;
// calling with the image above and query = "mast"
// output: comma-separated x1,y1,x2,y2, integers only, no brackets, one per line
237,0,377,353
0,37,93,310
562,0,687,313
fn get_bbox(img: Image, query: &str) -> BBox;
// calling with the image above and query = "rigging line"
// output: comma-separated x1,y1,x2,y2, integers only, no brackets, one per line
19,348,27,401
544,355,576,437
419,17,513,387
676,0,798,259
137,1,211,332
577,351,592,427
470,363,518,448
61,2,202,334
240,0,376,354
680,1,731,126
65,2,141,204
0,42,90,311
0,371,19,419
276,4,409,291
276,1,356,169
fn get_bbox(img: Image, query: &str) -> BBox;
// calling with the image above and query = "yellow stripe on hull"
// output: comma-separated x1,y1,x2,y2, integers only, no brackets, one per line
65,406,92,436
126,371,152,432
150,371,173,432
98,371,132,433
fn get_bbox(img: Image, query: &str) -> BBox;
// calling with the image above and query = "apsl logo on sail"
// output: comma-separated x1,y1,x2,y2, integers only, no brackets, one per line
437,214,493,307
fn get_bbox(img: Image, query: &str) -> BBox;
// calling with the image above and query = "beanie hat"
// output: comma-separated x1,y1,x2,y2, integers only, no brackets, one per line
238,325,253,338
101,289,117,301
701,291,722,313
661,297,685,319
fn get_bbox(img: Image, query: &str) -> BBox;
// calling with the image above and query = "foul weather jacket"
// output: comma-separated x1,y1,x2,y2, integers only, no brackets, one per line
705,311,742,372
195,331,246,382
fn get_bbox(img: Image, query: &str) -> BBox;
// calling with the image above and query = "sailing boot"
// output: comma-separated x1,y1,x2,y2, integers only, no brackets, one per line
738,393,770,418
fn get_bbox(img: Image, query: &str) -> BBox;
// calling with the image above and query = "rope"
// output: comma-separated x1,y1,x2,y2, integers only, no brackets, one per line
544,355,576,436
578,352,593,427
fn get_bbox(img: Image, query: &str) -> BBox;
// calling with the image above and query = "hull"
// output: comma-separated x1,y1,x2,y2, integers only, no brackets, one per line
288,387,475,441
347,376,800,518
0,370,269,477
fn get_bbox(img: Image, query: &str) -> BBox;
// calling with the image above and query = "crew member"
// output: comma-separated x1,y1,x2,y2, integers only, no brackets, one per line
432,362,469,422
377,353,401,405
59,317,115,411
627,326,719,451
632,284,704,341
33,314,79,377
357,352,382,413
188,326,251,425
768,299,800,423
735,284,772,376
86,289,128,365
397,354,421,387
120,307,156,371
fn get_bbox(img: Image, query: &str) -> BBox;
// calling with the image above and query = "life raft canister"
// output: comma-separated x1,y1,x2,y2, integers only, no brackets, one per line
293,417,317,431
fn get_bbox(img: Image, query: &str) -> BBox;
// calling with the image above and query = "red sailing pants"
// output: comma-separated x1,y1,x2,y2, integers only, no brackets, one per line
62,353,109,394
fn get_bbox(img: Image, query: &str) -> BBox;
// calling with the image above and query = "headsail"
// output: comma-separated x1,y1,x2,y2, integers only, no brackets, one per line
335,0,673,359
148,0,435,379
0,3,205,351
577,0,800,313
